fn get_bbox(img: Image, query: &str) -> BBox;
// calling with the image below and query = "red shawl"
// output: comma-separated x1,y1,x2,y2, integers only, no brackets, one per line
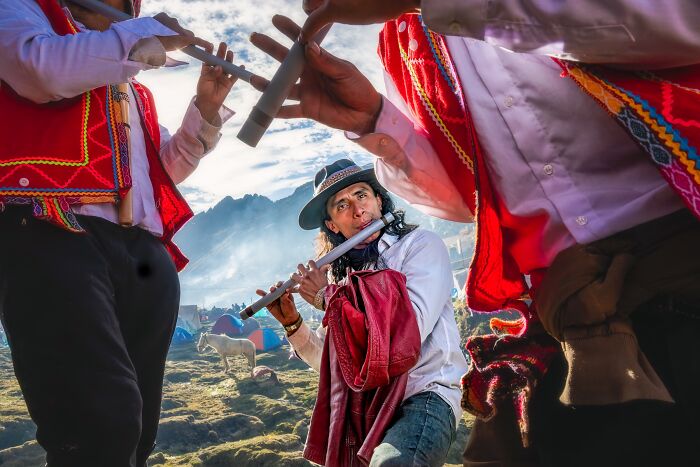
304,269,421,466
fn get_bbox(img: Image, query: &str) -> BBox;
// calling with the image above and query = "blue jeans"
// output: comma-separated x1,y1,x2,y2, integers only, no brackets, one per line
370,391,457,467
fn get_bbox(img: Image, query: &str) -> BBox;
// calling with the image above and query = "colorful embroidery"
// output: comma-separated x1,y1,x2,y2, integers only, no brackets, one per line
559,62,700,217
397,24,474,173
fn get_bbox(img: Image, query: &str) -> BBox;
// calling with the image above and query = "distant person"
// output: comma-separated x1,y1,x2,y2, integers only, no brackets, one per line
259,159,468,466
0,1,237,465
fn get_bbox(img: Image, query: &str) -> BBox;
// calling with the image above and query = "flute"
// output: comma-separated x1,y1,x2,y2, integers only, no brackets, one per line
68,0,254,84
237,25,332,147
116,83,133,226
240,212,395,320
237,24,332,148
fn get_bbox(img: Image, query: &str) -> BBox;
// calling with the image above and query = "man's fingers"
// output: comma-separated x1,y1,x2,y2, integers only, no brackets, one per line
308,260,318,271
302,0,324,15
191,36,213,50
216,42,226,58
250,75,270,92
201,42,215,74
271,14,302,42
277,104,303,119
290,272,303,284
297,263,307,276
320,264,331,272
255,289,266,297
300,3,332,43
304,41,350,80
250,32,289,63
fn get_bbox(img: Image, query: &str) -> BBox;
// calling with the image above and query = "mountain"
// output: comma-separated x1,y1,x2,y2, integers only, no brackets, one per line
174,183,473,307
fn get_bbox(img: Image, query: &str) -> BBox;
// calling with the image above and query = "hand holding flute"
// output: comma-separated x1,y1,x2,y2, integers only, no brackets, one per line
242,213,395,319
247,15,383,139
66,0,253,83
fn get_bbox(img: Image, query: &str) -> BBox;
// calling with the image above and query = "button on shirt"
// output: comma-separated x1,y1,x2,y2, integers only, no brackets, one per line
288,229,469,425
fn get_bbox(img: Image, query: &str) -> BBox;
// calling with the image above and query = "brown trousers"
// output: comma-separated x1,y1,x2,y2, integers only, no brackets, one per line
464,210,700,467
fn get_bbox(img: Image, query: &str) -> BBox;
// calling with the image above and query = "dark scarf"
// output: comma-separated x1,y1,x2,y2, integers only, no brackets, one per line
344,237,382,271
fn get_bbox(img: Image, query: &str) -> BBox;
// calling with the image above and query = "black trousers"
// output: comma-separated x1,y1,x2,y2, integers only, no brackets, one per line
464,295,700,467
0,206,180,467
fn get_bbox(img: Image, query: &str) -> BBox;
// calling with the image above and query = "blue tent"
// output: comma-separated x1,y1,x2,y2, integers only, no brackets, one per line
212,314,245,337
248,328,284,351
171,326,193,345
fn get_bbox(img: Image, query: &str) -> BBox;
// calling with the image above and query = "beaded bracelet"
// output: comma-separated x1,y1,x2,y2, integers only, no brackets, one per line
313,286,327,311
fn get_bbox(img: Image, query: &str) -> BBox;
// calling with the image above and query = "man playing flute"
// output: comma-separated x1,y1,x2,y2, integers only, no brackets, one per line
258,158,468,466
0,1,238,465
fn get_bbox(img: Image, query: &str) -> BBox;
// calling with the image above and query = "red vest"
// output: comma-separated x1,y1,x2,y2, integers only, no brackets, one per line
0,0,192,270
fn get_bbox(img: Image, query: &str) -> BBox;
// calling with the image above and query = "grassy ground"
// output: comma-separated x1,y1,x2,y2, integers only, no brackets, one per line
0,336,472,466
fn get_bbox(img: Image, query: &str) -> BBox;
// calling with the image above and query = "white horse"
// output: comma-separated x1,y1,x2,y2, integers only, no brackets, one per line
197,332,256,373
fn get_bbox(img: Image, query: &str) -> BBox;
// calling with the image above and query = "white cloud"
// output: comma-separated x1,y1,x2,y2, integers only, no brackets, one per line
139,0,383,212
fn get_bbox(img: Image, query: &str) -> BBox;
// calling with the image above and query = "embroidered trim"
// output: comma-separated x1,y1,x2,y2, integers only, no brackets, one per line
316,166,362,194
398,28,474,173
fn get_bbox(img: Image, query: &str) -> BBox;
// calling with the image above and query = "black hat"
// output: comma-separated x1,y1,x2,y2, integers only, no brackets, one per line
298,159,378,230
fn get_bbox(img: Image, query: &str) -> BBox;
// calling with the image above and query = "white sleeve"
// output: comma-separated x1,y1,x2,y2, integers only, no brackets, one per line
420,0,700,68
350,74,472,223
286,322,326,373
159,99,234,185
0,0,177,103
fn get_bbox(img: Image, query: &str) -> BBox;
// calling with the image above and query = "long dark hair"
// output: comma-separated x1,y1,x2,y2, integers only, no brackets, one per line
315,180,418,282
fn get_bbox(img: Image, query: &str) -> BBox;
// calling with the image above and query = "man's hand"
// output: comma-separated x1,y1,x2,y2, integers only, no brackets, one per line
249,15,382,135
195,42,238,124
154,13,212,52
256,282,300,327
301,0,421,43
290,260,330,307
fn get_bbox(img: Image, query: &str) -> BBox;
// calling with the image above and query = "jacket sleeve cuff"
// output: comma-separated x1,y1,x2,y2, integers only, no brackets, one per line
347,97,413,165
183,98,234,154
287,322,312,348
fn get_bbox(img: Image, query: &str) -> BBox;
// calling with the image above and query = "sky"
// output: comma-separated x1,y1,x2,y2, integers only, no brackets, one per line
138,0,384,213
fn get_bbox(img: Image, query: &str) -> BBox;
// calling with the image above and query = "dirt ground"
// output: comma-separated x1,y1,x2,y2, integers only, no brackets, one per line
0,332,472,466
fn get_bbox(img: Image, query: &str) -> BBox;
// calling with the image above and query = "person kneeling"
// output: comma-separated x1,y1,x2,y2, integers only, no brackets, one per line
259,159,468,466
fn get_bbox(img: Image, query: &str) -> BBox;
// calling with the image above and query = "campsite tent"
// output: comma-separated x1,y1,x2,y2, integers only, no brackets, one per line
241,317,261,336
171,327,193,345
177,305,202,333
212,314,244,337
247,328,283,351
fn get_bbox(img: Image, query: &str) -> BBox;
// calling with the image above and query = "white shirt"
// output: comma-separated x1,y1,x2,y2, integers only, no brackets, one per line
288,229,469,424
0,0,232,235
353,2,696,272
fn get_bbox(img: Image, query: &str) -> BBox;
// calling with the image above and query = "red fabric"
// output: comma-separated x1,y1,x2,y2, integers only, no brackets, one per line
131,82,192,270
304,270,421,466
378,16,528,315
0,0,192,270
379,15,557,444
